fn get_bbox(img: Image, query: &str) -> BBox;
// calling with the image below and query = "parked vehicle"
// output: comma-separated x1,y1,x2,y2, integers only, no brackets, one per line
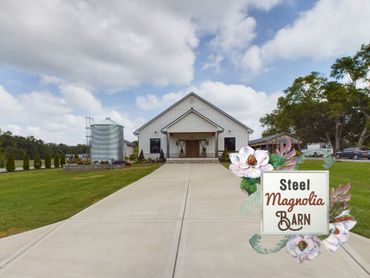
335,147,370,160
301,143,333,157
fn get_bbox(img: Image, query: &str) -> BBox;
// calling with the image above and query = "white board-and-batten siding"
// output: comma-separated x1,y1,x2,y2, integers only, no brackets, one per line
136,94,251,159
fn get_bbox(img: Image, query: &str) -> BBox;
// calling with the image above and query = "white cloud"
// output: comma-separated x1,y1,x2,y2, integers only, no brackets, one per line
242,0,370,74
202,55,225,72
210,13,256,55
241,45,263,73
136,92,186,111
0,86,22,115
59,84,103,114
136,81,282,138
0,83,140,144
0,0,197,88
0,0,286,88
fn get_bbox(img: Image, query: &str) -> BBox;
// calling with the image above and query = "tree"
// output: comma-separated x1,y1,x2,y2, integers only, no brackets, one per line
260,73,332,145
138,150,144,161
5,153,15,172
59,152,65,167
54,154,60,168
34,153,42,169
45,152,51,169
23,153,30,170
331,43,370,146
260,44,370,149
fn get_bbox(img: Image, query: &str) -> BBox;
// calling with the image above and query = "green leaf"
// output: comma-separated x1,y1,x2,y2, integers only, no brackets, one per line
269,154,286,168
249,234,290,254
240,183,261,215
240,178,257,195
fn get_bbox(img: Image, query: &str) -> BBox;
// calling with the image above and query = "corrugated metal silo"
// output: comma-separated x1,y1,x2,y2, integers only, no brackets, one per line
91,117,124,162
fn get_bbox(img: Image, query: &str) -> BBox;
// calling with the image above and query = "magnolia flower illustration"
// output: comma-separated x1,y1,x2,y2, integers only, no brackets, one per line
330,183,351,208
329,183,352,221
323,209,357,251
286,235,321,263
269,138,297,170
229,146,273,179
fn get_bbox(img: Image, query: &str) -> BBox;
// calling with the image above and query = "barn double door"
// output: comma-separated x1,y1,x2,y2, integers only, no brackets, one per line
185,140,199,157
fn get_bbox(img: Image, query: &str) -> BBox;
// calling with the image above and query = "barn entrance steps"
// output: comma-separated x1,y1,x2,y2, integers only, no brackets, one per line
166,157,219,163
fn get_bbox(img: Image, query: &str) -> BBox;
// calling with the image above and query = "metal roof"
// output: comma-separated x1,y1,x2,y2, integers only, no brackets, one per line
134,92,253,135
92,117,124,127
124,139,135,147
249,132,302,145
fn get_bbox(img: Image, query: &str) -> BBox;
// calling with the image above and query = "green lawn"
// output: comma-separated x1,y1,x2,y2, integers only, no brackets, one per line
222,160,370,238
0,164,161,237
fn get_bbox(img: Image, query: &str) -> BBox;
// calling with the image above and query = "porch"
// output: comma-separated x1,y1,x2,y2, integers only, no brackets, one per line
167,132,218,158
161,108,224,158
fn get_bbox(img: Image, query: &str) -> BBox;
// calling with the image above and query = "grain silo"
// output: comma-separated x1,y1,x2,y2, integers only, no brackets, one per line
90,117,124,162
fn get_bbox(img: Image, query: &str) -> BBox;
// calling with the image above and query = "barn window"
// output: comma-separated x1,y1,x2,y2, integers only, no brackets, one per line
150,138,161,153
224,137,236,152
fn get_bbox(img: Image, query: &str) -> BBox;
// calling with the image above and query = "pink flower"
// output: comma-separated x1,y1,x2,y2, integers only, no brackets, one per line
323,210,357,251
229,146,273,178
330,183,351,207
276,138,297,170
286,235,321,263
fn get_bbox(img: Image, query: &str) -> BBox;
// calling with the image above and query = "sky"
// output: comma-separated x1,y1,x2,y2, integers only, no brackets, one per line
0,0,369,145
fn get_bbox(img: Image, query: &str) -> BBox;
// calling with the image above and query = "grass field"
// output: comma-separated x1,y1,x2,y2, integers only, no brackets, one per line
223,160,370,238
0,164,161,237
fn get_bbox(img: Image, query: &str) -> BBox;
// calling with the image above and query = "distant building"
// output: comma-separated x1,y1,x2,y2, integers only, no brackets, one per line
249,132,302,152
66,154,89,161
124,140,135,158
134,92,253,159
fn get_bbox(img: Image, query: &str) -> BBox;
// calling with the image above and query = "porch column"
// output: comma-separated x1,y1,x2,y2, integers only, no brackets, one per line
215,132,218,158
166,133,170,158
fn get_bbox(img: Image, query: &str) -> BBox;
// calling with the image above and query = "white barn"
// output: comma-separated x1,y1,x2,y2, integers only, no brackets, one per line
134,92,253,159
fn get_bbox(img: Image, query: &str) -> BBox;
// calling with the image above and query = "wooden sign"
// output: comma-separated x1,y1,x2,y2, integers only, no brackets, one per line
261,171,329,235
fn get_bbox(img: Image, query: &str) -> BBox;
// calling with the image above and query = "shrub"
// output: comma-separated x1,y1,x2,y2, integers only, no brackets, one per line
60,153,66,166
129,153,136,161
73,154,80,160
34,154,42,169
23,153,30,170
0,154,5,168
219,150,230,162
77,160,91,165
138,150,144,161
45,152,51,169
54,154,60,168
159,149,166,162
5,153,15,172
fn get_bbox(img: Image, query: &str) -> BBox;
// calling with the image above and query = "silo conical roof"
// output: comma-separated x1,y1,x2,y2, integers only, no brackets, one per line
92,117,124,127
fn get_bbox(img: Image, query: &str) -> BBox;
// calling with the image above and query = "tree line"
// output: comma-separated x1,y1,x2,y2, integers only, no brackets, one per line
0,129,88,168
260,43,369,151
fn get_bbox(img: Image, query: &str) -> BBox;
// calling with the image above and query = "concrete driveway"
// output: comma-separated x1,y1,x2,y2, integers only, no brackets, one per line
0,164,368,277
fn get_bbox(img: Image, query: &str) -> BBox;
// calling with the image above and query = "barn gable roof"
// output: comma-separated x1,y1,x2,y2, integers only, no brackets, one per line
133,92,253,135
161,108,224,133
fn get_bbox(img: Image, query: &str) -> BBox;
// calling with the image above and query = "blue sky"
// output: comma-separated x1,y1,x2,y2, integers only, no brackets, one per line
0,0,369,145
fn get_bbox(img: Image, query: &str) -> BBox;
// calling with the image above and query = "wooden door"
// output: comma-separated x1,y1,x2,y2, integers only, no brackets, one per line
186,140,199,157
